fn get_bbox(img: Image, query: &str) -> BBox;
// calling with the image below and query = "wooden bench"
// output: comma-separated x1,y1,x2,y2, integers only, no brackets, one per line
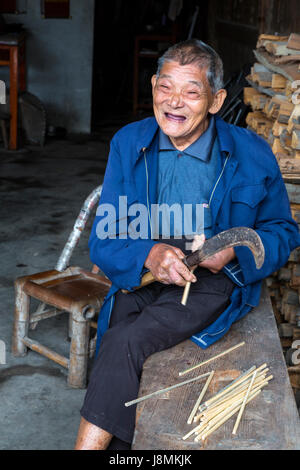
132,282,300,450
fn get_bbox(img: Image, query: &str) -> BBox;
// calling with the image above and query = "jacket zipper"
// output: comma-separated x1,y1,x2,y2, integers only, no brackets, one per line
198,153,231,343
143,147,153,239
208,153,230,207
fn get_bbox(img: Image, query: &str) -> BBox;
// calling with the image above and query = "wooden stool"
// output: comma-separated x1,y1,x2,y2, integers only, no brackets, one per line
12,185,111,388
12,267,111,388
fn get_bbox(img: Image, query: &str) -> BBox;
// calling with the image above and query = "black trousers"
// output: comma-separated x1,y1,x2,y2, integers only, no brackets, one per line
80,267,235,446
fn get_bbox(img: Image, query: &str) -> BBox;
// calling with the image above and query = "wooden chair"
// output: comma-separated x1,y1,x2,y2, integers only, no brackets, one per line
12,185,112,388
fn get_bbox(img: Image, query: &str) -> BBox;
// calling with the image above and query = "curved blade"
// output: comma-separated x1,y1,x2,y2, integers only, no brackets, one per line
184,227,265,269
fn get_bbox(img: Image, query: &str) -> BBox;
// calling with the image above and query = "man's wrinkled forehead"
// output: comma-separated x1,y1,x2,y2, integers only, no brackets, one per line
156,61,210,89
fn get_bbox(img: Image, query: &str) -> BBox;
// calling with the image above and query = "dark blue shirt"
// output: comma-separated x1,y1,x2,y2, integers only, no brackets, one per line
155,115,217,239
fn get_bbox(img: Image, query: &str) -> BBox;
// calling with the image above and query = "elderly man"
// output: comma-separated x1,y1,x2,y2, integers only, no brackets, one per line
75,39,300,450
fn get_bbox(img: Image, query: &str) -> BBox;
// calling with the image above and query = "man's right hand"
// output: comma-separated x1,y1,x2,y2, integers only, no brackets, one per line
144,243,197,287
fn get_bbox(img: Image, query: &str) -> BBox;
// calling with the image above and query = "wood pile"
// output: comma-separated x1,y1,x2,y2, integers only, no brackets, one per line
244,33,300,180
244,33,300,404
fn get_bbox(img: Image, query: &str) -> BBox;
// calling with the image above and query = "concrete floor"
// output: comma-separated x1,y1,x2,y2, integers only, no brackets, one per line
0,129,117,449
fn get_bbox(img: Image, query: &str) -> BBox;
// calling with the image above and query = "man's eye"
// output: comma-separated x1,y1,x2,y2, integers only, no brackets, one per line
159,85,169,90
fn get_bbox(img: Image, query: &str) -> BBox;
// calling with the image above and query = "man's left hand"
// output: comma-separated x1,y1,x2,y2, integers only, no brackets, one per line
198,247,236,273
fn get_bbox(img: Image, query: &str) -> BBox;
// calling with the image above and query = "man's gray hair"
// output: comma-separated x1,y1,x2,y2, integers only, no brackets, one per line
156,39,224,94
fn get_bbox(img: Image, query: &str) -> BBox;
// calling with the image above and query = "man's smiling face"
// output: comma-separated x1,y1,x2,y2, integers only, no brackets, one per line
151,61,225,150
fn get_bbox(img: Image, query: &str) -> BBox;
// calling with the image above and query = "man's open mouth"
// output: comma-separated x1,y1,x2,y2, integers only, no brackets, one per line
165,113,186,122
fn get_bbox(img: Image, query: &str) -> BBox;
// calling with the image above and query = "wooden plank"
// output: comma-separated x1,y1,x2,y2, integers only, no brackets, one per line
264,41,300,57
287,33,300,51
278,157,300,174
290,263,300,288
132,283,300,450
288,105,300,134
272,74,287,89
246,77,279,98
272,120,288,137
292,129,300,150
275,55,300,64
285,183,300,204
254,49,300,82
278,102,295,124
272,138,285,154
257,34,289,49
243,87,261,106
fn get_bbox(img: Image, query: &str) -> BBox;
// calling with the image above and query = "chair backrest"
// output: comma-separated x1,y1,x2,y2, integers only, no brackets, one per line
55,185,102,272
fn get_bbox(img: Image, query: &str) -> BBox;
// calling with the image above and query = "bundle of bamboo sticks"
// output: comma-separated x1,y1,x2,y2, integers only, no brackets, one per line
182,363,273,442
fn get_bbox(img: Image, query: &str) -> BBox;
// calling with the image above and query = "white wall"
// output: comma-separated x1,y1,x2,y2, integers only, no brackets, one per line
2,0,95,133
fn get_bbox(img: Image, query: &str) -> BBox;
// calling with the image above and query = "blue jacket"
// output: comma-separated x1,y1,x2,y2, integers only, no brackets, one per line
89,116,300,354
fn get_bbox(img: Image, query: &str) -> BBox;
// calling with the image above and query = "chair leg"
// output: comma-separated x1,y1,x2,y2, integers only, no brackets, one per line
68,306,91,388
0,119,9,150
68,312,73,340
12,280,30,356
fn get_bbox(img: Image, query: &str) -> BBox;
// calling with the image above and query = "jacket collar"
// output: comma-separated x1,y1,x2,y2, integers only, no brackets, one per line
135,117,159,157
215,115,235,157
135,115,235,159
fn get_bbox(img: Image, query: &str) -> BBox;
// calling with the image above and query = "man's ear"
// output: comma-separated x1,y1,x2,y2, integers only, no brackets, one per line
151,75,157,93
209,89,227,115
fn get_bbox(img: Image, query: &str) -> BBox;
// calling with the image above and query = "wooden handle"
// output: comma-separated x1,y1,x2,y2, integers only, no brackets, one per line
139,271,156,287
121,271,155,294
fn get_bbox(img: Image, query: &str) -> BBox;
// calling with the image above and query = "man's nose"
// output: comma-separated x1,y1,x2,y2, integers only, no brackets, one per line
168,92,183,108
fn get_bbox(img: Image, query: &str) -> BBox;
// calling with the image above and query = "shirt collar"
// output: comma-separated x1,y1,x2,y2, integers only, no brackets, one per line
158,114,216,162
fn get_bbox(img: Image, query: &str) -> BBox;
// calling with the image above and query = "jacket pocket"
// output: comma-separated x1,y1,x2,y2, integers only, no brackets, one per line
230,184,267,227
231,184,267,208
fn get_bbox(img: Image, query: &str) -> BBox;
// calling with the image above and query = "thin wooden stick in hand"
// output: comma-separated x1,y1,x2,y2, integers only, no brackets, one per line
181,267,195,306
181,234,205,306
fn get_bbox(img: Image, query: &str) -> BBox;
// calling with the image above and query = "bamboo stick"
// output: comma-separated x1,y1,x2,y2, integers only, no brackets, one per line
232,370,257,435
196,376,273,440
200,363,267,410
201,369,268,417
196,390,261,442
181,267,196,306
196,390,259,435
184,376,272,442
199,375,268,426
194,366,256,422
200,366,255,404
194,365,268,423
182,422,206,440
187,370,215,424
124,371,211,407
199,375,267,423
197,365,256,415
179,342,245,377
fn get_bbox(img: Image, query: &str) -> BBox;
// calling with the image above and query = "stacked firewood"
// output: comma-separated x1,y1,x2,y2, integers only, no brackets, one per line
244,33,300,179
244,32,300,406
